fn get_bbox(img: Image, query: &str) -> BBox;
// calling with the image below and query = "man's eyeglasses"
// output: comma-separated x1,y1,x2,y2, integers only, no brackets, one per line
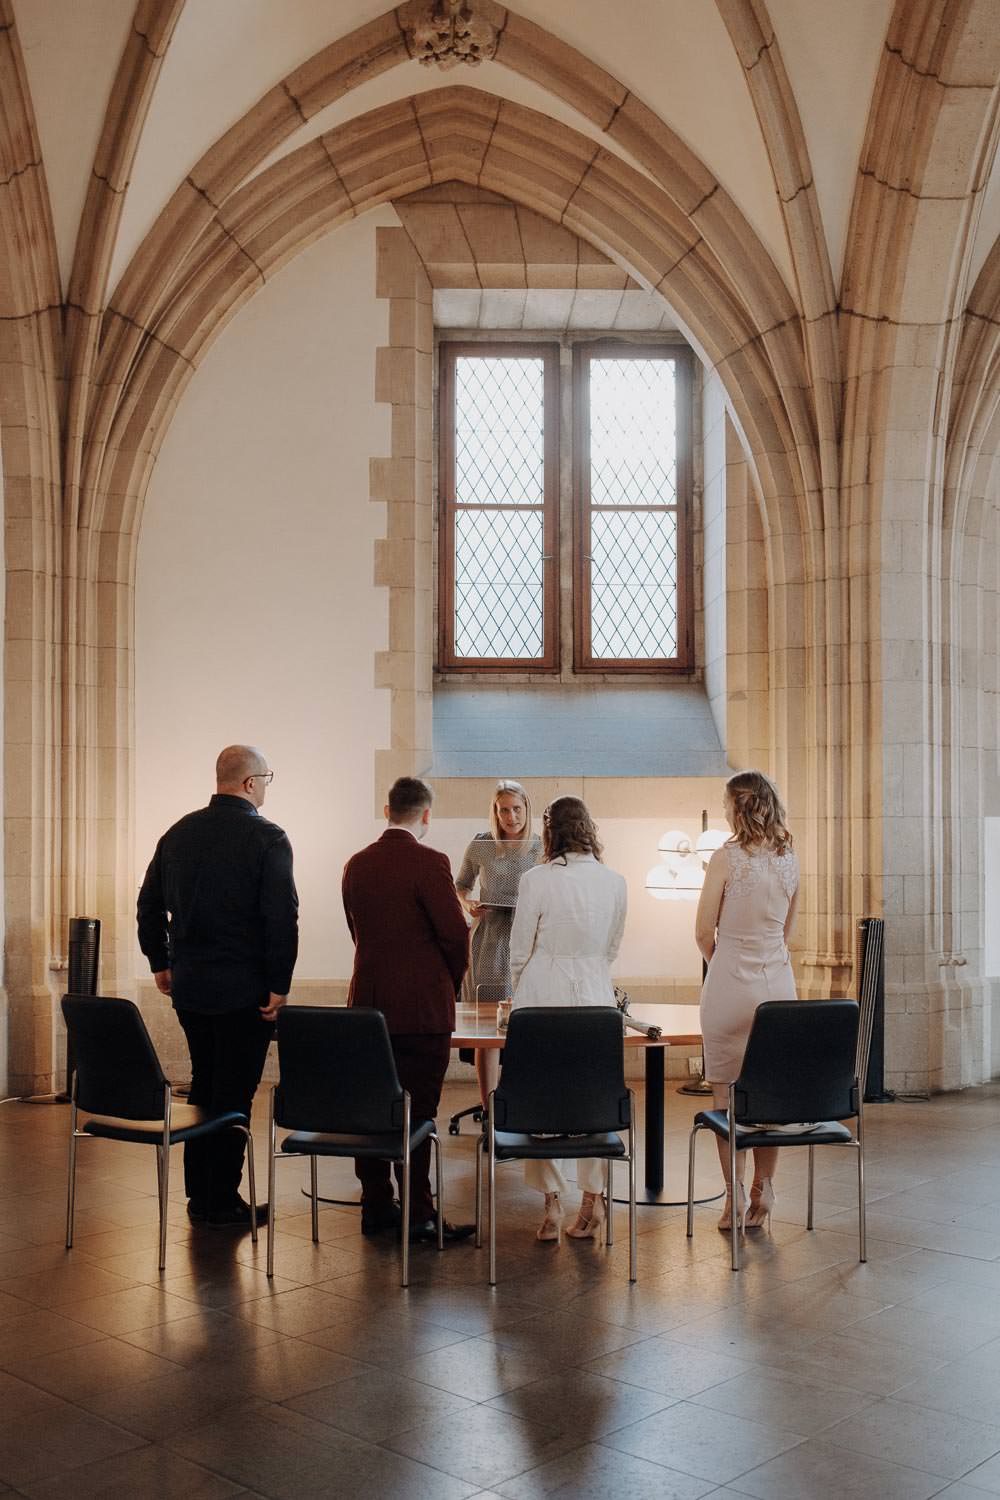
245,770,274,786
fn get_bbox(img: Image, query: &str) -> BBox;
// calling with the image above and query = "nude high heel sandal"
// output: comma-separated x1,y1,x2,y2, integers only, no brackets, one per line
717,1181,747,1232
536,1192,563,1243
746,1178,775,1230
565,1192,606,1240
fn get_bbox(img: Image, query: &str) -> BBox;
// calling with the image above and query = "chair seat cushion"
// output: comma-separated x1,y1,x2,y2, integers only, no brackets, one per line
281,1120,435,1159
694,1110,855,1147
82,1105,247,1145
492,1130,627,1162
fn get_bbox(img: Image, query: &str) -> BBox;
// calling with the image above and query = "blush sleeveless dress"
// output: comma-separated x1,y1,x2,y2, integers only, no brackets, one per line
699,841,800,1085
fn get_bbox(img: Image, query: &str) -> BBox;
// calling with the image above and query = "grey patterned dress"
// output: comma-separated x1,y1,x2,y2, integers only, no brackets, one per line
456,833,542,1002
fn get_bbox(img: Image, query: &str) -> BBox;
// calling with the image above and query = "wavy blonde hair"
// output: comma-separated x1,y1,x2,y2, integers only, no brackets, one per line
542,796,603,863
489,779,532,844
725,770,793,855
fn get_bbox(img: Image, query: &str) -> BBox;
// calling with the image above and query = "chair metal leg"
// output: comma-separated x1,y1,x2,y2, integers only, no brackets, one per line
432,1133,444,1250
857,1103,867,1262
267,1089,277,1278
401,1093,412,1288
244,1127,258,1246
605,1160,613,1247
310,1157,319,1242
488,1091,497,1286
475,1134,483,1249
686,1123,699,1237
729,1088,740,1271
628,1092,637,1283
159,1088,171,1272
807,1143,815,1230
66,1099,79,1248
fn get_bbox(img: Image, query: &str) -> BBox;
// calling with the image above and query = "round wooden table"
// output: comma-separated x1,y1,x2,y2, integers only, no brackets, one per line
451,1003,704,1205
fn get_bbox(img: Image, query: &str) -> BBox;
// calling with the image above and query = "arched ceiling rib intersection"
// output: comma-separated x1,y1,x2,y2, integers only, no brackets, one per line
87,83,820,591
76,3,846,609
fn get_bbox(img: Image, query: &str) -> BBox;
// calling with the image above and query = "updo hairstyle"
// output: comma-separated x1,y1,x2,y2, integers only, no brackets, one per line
542,796,603,863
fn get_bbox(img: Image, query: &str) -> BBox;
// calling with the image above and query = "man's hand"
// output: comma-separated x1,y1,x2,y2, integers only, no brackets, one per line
153,969,172,996
259,992,287,1022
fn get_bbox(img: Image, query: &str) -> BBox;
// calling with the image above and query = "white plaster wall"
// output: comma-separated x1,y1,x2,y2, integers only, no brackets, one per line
11,0,135,290
135,208,396,984
430,816,707,993
766,0,894,290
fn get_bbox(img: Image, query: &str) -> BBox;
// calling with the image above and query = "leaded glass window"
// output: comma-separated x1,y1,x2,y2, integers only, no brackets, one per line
576,348,690,668
438,340,691,672
439,345,558,667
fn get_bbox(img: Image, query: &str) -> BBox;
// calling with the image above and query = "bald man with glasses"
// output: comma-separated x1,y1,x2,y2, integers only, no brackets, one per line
138,744,298,1228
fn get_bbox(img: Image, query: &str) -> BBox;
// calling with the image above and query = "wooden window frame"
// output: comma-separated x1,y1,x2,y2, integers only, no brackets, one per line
572,340,694,674
437,341,560,672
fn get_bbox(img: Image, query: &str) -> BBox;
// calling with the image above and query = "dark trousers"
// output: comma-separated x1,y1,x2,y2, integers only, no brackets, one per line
355,1032,451,1224
176,1006,274,1210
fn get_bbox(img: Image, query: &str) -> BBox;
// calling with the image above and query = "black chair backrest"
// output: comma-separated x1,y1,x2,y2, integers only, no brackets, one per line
274,1006,404,1133
734,999,860,1123
492,1007,630,1133
61,995,168,1119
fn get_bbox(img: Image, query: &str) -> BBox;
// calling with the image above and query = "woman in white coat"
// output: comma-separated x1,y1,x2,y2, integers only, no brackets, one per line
509,796,627,1245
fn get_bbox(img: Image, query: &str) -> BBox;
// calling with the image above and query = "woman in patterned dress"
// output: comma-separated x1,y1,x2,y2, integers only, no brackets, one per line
696,770,800,1232
456,781,542,1104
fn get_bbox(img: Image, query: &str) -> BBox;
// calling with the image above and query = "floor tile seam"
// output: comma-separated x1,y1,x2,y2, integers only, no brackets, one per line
817,1398,1000,1475
592,1422,810,1483
376,1429,592,1490
842,1319,1000,1357
6,1342,199,1403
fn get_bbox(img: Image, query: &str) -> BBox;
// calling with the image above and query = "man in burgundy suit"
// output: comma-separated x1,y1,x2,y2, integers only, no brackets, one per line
342,776,473,1241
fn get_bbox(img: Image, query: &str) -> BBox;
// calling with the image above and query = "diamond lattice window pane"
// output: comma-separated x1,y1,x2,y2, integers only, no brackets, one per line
455,357,544,505
590,510,678,659
454,509,545,658
590,359,676,507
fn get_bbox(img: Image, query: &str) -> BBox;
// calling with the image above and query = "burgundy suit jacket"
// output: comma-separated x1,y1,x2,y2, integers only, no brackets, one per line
342,828,469,1035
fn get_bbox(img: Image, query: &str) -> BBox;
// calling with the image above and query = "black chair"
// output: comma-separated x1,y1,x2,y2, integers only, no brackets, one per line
686,998,865,1271
476,1007,636,1285
61,994,257,1270
266,1006,443,1286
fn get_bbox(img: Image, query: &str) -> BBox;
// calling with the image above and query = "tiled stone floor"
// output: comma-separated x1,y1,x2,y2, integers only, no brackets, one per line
3,1082,1000,1498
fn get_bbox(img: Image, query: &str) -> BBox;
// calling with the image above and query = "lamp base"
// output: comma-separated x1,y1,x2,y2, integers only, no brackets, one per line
677,1077,714,1096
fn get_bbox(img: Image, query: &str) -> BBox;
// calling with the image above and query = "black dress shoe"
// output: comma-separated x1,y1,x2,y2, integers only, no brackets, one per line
408,1218,475,1244
187,1201,209,1223
207,1198,267,1229
361,1206,402,1237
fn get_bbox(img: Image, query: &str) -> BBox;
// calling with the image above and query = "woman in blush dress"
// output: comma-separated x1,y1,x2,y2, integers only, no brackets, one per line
509,797,627,1245
696,770,800,1232
456,781,542,1105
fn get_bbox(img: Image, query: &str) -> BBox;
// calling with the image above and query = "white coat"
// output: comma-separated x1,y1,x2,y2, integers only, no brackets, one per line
509,853,627,1008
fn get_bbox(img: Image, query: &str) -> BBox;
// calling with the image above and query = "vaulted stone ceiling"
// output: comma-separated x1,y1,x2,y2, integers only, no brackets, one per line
13,0,905,303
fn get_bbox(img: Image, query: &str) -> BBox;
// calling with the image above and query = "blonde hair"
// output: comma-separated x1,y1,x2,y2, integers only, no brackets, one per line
489,779,532,844
725,770,792,855
542,796,603,863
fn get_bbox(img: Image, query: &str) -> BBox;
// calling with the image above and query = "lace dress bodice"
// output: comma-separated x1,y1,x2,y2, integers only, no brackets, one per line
716,843,799,943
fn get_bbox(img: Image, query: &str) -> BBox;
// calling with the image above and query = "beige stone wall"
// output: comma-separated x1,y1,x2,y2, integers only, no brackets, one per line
3,1,1000,1097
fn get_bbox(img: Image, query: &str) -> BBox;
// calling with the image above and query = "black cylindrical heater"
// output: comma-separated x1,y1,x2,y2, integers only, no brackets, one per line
60,917,101,1100
856,915,892,1102
67,917,100,996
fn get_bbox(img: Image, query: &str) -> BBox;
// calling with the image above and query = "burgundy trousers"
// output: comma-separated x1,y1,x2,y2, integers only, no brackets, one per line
355,1031,451,1223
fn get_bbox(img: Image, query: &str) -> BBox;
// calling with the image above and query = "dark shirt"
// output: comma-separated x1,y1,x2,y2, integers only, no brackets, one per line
137,794,298,1014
